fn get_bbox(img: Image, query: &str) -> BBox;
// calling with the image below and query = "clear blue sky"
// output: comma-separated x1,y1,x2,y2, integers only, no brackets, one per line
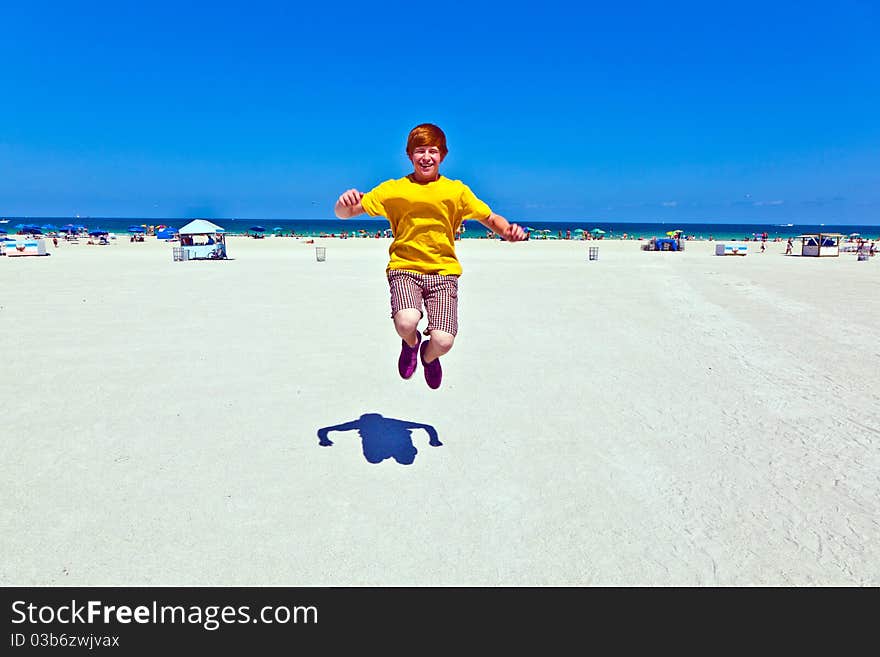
2,0,878,223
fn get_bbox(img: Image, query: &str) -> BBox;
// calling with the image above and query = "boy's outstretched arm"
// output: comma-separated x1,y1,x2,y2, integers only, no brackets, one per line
478,213,526,242
334,188,366,219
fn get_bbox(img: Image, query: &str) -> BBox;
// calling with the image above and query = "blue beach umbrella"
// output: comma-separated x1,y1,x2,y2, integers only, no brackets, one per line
41,224,58,232
128,226,146,233
249,225,266,233
89,229,108,236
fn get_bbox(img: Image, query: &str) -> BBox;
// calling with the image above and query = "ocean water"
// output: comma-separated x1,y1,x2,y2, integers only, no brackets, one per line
2,217,878,242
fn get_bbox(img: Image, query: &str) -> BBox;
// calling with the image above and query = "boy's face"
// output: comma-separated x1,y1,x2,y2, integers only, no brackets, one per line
409,145,445,182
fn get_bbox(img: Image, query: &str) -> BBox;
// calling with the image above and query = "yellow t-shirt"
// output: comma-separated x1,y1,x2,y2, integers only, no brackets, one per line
360,175,492,276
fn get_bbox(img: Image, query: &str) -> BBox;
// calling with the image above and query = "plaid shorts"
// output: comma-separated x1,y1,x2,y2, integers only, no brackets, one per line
387,269,460,336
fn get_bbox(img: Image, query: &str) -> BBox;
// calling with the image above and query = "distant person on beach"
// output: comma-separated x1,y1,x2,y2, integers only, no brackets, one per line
785,238,793,255
334,123,526,389
760,241,766,253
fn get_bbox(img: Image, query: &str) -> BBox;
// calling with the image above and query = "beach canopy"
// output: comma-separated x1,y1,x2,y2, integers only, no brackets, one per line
249,225,266,232
179,219,225,235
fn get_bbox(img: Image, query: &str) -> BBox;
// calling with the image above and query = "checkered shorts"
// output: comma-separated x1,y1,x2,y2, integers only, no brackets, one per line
387,269,459,336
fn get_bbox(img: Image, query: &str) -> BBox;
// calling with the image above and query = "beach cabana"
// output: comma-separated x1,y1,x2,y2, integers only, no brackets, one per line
715,243,748,256
3,237,49,256
177,219,227,260
797,233,842,257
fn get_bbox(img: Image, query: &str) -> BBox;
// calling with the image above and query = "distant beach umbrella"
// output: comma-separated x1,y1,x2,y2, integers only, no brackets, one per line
89,229,108,236
249,225,266,232
41,224,58,232
573,228,585,233
590,228,606,235
127,226,146,233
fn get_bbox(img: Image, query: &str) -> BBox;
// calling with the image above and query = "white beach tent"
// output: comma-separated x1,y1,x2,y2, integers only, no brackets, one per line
179,219,225,235
176,219,228,260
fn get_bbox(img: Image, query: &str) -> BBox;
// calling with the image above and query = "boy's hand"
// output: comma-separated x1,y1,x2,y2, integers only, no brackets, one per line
334,189,365,219
337,189,364,207
502,223,526,242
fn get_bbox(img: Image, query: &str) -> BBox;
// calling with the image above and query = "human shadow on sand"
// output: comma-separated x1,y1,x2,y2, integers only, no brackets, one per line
317,413,441,465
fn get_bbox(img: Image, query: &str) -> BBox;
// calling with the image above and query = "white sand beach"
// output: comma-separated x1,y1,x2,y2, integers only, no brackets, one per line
1,235,878,586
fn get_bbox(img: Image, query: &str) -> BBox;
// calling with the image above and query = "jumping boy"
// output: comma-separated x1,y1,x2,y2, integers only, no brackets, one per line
334,123,526,389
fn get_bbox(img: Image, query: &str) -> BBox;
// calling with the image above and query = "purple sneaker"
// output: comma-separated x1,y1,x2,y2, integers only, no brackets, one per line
398,332,421,379
420,340,442,389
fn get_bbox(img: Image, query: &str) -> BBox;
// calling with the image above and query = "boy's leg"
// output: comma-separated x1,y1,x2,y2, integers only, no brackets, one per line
393,309,422,347
419,274,458,388
421,274,459,354
388,270,425,344
421,330,454,363
388,271,425,379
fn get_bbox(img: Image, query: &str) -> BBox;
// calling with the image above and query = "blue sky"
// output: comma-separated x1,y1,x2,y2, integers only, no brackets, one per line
1,0,878,223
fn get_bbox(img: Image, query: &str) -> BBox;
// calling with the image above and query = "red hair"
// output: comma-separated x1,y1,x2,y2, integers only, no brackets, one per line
406,123,448,157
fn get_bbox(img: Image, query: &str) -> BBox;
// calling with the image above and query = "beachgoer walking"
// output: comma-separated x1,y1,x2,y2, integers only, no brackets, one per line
785,238,793,255
334,123,526,389
760,241,766,253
